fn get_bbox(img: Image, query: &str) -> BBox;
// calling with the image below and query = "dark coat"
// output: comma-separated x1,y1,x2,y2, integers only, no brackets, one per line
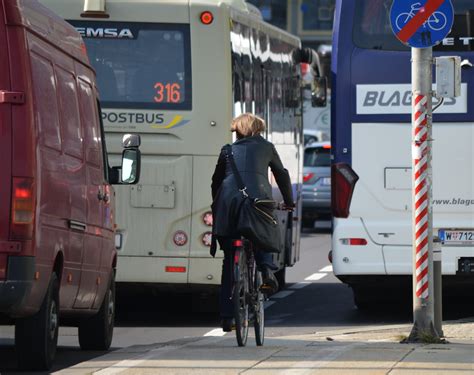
210,135,294,255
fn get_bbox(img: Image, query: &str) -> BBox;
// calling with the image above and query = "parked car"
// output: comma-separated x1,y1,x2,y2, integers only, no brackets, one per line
0,0,141,370
303,129,329,145
302,142,331,228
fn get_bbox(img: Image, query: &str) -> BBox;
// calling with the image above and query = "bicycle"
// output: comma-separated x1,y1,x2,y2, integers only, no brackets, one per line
230,202,293,347
231,238,265,347
395,2,447,32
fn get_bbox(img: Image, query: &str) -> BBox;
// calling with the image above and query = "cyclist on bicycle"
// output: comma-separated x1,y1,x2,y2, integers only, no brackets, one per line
210,113,294,331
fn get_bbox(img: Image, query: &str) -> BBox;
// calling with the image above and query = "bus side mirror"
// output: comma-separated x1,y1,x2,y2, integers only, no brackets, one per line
120,134,141,184
121,148,141,184
312,77,327,107
110,134,142,185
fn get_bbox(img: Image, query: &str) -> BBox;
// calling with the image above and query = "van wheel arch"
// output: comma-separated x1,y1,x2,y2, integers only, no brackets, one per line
53,252,64,283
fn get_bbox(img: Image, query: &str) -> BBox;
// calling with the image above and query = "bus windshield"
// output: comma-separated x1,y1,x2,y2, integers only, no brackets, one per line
353,0,474,51
72,21,192,110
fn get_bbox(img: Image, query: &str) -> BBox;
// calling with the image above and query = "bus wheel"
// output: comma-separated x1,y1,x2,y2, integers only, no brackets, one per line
352,288,374,311
78,275,115,350
275,266,286,290
15,273,59,370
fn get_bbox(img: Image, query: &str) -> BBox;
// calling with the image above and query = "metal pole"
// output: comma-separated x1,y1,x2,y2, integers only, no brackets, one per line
433,237,443,337
408,47,439,341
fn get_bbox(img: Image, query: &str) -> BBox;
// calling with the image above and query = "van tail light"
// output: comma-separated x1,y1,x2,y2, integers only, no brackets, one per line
10,177,35,240
332,163,359,218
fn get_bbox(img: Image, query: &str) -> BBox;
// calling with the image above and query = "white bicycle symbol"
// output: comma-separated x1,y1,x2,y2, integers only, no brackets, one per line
395,2,447,32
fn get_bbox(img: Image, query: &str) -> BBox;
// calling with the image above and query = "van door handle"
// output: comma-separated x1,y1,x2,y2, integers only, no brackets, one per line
69,220,86,232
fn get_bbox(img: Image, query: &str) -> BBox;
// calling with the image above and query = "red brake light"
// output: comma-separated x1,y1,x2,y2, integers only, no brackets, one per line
341,238,368,246
165,266,186,273
15,188,32,199
303,172,315,183
323,144,331,149
11,177,35,240
332,163,359,218
200,11,214,25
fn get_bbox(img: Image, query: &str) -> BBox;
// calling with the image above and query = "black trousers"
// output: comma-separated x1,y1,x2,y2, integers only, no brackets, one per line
219,239,275,318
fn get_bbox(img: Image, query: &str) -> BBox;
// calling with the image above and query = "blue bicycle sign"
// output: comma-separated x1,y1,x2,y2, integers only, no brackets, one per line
390,0,454,48
395,2,447,32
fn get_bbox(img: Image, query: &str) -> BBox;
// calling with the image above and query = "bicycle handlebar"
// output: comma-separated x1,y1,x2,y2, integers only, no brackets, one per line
276,202,295,211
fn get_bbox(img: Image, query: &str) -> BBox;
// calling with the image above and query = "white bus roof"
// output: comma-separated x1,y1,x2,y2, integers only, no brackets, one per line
41,0,299,46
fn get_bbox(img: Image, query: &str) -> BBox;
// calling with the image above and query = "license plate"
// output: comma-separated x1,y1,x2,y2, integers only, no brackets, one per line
439,229,474,244
321,177,331,186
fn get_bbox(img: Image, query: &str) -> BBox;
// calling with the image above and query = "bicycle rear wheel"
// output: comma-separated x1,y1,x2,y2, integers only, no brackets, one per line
233,249,249,347
254,271,265,346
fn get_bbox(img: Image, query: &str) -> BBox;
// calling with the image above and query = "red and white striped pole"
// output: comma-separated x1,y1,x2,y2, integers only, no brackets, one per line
408,47,439,341
413,94,429,300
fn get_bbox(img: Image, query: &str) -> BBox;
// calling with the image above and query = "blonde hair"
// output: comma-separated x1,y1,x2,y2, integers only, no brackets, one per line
231,113,266,138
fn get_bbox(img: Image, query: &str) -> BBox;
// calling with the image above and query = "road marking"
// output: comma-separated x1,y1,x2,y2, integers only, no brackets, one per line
271,290,294,299
93,345,181,375
319,265,333,273
203,328,227,337
273,343,361,374
305,273,327,281
289,281,311,290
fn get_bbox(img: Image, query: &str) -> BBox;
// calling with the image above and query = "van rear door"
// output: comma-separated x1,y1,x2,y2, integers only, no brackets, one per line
0,0,12,277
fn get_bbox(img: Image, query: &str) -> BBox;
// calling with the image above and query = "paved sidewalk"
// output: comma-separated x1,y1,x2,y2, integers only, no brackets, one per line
55,320,474,375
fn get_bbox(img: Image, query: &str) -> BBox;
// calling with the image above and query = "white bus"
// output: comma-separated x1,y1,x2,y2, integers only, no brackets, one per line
331,0,474,308
42,0,322,294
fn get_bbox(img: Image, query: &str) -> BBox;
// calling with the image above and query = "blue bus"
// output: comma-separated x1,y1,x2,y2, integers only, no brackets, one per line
331,0,474,308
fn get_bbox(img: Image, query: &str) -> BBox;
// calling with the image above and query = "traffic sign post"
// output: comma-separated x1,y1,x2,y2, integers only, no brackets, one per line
390,0,454,342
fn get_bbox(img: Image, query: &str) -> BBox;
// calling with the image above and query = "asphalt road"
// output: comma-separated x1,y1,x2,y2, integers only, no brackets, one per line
1,230,473,374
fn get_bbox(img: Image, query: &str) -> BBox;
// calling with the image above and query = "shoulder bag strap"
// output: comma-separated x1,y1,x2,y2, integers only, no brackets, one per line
223,144,249,197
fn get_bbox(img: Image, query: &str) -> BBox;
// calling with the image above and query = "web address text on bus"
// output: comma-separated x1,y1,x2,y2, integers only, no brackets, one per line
433,198,474,207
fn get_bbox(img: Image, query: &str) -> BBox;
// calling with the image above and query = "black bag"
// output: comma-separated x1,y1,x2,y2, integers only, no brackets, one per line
224,145,282,253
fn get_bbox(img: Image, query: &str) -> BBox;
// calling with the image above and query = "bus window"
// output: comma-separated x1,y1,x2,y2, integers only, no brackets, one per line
353,0,474,52
71,21,192,110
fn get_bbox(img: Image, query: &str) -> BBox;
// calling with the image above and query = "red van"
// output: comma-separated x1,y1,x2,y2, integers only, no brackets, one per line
0,0,141,370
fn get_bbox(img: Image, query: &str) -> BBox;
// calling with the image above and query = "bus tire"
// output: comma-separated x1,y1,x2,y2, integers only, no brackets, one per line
352,288,374,311
275,266,286,290
15,273,59,371
78,275,115,350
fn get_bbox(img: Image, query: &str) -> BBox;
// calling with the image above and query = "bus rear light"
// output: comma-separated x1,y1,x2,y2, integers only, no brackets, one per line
303,173,315,184
173,231,188,246
323,144,332,149
200,11,214,25
201,232,212,247
11,177,35,240
202,211,213,226
332,163,359,218
340,238,367,246
165,266,186,273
